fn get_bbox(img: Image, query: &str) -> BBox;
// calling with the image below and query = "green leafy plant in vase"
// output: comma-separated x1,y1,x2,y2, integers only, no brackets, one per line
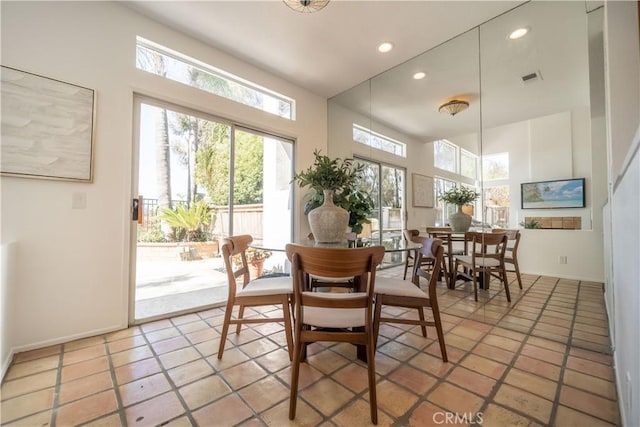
438,186,480,232
292,150,373,242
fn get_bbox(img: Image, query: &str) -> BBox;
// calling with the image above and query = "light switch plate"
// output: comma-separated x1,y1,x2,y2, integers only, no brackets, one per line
72,192,87,209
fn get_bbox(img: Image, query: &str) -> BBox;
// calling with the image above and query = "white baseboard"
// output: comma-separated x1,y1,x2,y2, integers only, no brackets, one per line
1,348,15,383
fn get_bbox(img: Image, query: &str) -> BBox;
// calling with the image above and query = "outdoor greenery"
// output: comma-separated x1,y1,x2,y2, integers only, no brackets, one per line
232,248,272,268
158,200,214,242
293,150,375,235
438,186,480,207
137,47,265,242
137,226,168,243
520,219,542,229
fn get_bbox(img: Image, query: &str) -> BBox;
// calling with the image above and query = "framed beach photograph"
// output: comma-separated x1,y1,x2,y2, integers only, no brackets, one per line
412,173,434,207
1,66,96,182
521,178,586,209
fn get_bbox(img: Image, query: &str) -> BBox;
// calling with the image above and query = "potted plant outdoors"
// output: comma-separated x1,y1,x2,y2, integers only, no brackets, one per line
233,248,272,279
158,200,219,260
438,186,480,232
292,150,372,243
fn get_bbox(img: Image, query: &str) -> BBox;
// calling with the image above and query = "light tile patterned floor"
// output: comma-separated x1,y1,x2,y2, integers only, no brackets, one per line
1,267,620,426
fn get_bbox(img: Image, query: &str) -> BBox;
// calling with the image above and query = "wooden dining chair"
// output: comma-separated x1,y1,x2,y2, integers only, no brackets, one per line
306,232,356,292
285,244,385,425
492,228,523,289
402,229,441,280
426,226,467,288
454,232,510,302
374,237,448,362
218,235,294,360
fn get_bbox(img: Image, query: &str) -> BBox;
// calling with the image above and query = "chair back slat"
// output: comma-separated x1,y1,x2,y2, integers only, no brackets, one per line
286,245,384,280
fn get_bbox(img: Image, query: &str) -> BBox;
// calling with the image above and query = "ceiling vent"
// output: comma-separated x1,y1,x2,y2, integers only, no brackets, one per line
521,70,543,84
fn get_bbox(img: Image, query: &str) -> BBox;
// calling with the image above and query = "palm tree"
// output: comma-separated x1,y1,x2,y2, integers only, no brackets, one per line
137,47,172,238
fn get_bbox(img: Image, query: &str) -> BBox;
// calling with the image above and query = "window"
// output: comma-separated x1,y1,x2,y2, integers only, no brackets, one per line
434,140,458,173
136,37,295,120
353,124,406,157
356,158,406,268
434,177,457,226
133,96,294,320
484,185,510,227
460,149,478,179
482,152,509,181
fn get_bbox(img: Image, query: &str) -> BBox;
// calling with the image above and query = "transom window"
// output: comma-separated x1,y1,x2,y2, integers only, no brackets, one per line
482,152,509,181
353,124,406,157
434,139,478,177
460,148,478,180
434,140,457,172
136,37,295,120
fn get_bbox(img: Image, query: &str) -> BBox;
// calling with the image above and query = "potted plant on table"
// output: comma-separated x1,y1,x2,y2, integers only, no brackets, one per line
292,150,374,242
438,186,480,232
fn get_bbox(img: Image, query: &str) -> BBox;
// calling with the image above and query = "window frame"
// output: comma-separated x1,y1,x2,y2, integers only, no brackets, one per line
352,124,407,157
136,37,295,120
433,139,459,173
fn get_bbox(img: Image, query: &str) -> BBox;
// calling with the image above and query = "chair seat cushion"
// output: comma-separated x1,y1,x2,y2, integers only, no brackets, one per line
237,276,293,297
301,292,367,328
374,278,428,299
456,255,500,267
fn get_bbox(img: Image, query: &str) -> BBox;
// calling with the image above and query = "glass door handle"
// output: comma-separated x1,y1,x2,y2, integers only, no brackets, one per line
132,195,143,225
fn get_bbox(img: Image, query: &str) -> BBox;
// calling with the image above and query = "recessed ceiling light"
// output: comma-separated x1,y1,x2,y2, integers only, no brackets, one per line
377,42,394,53
508,27,530,40
413,72,426,80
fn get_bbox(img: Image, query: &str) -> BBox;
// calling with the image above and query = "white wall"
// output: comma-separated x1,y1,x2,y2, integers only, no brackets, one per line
0,1,326,372
467,108,605,281
1,242,18,378
603,2,640,426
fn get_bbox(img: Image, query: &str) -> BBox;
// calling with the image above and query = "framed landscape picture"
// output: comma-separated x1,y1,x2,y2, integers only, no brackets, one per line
521,178,586,209
1,66,96,182
412,173,434,207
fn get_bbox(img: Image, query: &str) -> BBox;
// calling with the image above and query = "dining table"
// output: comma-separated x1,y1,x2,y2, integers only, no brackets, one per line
250,235,422,362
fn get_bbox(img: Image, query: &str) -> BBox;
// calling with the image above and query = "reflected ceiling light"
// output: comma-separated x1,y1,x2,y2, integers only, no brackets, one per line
283,0,330,13
438,100,469,116
377,42,394,53
508,27,530,40
413,72,426,80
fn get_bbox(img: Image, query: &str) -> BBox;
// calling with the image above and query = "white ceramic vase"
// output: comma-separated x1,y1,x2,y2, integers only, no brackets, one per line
449,206,472,232
308,189,349,243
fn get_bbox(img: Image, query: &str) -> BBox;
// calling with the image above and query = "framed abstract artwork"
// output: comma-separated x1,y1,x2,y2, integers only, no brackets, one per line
412,173,434,207
1,66,96,182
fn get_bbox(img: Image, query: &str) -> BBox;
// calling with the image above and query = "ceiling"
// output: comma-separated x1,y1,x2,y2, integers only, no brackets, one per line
125,1,524,98
330,0,593,140
125,1,596,141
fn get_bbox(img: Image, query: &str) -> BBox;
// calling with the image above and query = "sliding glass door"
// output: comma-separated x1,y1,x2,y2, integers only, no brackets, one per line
131,96,293,322
356,158,406,267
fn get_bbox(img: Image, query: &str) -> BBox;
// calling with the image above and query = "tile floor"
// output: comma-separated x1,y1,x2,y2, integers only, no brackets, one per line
1,267,620,426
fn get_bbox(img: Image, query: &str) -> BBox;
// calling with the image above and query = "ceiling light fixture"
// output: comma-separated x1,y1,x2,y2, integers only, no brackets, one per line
508,26,530,40
283,0,330,13
377,42,394,53
413,72,426,80
438,100,469,116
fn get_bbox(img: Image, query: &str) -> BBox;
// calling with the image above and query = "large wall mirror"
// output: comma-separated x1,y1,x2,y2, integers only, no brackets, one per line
328,1,606,319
